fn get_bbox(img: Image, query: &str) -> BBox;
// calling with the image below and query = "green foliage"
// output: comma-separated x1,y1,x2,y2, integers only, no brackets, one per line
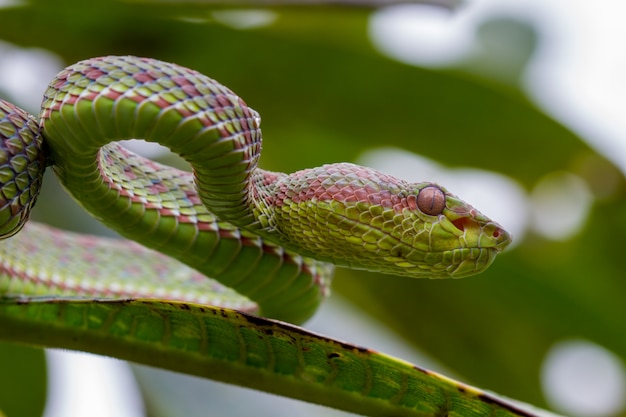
0,343,46,417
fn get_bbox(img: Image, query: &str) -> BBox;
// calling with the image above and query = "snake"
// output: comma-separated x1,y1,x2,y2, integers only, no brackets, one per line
0,56,521,416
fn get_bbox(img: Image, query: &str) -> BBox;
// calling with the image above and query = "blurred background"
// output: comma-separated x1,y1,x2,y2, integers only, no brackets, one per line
1,0,626,416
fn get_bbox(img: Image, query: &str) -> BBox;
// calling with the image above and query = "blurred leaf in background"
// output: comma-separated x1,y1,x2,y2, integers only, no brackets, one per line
0,343,46,417
0,1,625,417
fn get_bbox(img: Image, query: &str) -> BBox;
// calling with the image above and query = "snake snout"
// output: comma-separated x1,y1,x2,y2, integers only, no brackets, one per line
444,193,512,253
490,223,512,253
456,214,511,252
474,221,512,253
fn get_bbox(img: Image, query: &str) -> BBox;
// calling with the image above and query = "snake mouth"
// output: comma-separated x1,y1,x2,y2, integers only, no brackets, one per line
446,247,498,278
384,246,499,279
449,216,512,255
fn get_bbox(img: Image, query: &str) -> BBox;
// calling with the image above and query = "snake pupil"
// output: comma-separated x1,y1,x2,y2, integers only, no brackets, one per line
416,186,445,216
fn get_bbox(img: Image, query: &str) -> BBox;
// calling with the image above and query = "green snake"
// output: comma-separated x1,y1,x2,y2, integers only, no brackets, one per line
0,56,524,416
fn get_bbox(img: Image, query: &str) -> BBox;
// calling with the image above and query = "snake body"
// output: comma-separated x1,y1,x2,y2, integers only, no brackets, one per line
0,56,521,416
0,56,510,324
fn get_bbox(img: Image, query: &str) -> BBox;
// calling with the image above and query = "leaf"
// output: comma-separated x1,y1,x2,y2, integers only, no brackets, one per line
0,297,557,416
0,342,47,417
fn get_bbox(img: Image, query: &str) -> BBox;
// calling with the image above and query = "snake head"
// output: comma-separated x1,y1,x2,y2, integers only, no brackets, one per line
410,184,512,278
274,163,511,279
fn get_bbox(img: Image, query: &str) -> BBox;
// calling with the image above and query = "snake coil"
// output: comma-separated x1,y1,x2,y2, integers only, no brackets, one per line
0,56,511,324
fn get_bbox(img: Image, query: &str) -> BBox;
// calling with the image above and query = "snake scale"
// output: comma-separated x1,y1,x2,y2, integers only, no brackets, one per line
0,56,520,416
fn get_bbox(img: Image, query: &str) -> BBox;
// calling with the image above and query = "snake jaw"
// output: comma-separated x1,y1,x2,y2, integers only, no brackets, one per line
446,247,499,278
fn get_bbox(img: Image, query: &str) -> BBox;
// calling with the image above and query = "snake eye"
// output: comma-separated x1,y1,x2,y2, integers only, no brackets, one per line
416,186,445,215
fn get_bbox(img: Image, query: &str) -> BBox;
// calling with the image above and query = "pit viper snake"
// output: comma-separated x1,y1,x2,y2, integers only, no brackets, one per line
0,56,526,417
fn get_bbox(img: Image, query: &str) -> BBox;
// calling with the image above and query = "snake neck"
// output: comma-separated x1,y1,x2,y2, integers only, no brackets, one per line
248,168,288,233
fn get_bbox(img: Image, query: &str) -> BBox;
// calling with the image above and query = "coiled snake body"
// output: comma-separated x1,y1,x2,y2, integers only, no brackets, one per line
0,55,510,324
0,56,526,417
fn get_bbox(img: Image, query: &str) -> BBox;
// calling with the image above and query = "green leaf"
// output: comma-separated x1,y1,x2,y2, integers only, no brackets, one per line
0,298,555,416
0,343,47,417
